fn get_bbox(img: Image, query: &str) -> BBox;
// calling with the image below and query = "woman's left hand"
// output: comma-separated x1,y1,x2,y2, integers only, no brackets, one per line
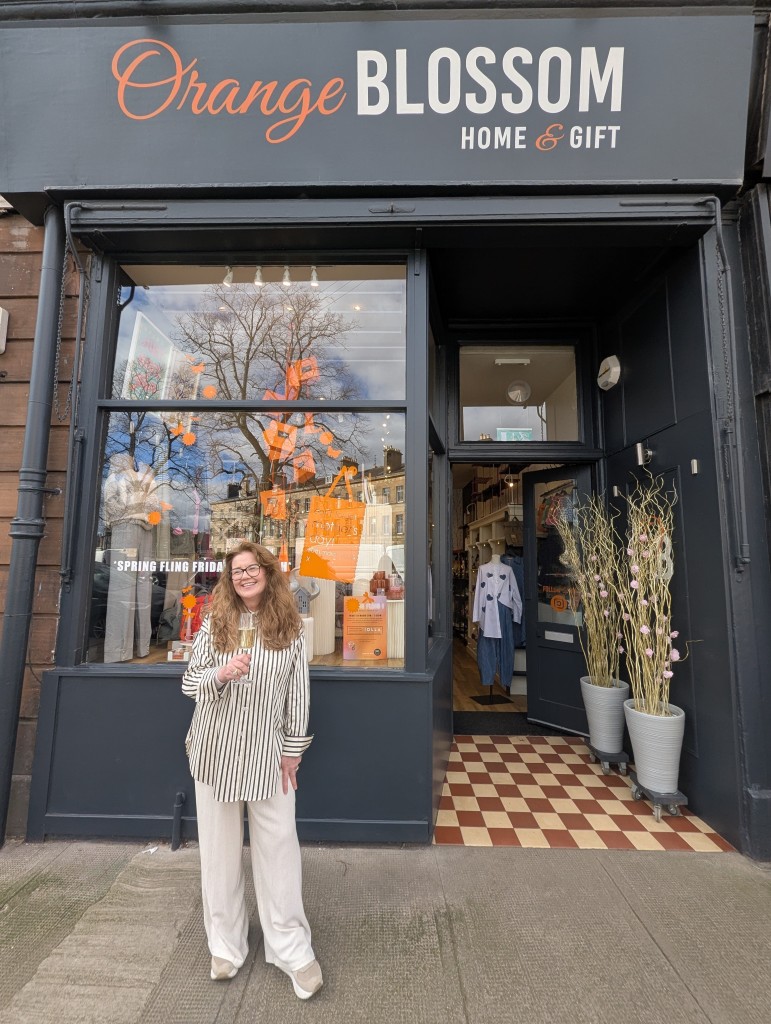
281,755,302,794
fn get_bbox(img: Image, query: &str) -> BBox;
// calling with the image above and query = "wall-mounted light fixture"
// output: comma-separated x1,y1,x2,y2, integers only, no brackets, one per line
506,379,531,405
495,357,531,366
310,266,319,288
282,265,292,288
635,442,653,466
222,266,234,288
0,306,8,354
253,266,264,287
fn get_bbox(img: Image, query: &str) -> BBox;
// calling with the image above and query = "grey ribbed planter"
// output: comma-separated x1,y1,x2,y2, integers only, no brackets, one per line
623,699,685,794
580,676,629,753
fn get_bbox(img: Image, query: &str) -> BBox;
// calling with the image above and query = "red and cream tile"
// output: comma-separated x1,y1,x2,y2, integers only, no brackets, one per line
434,735,733,853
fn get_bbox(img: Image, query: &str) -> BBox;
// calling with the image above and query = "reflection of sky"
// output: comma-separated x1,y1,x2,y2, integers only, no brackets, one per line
99,410,406,533
116,279,406,401
463,405,547,441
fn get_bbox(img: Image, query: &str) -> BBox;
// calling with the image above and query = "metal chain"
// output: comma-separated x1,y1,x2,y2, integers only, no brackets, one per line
53,235,74,423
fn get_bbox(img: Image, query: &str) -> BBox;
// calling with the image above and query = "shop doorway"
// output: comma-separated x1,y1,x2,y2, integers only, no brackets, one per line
451,461,593,737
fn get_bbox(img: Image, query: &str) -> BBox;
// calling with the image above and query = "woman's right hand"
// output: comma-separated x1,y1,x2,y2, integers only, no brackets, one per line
216,653,251,686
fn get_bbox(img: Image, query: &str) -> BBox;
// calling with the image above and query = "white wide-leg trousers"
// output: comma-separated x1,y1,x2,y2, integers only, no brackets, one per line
195,780,315,972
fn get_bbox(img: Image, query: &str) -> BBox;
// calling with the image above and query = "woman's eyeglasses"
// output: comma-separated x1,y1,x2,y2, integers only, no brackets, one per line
230,564,262,581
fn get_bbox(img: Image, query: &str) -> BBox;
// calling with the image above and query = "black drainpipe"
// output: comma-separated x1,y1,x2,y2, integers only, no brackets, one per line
0,205,66,846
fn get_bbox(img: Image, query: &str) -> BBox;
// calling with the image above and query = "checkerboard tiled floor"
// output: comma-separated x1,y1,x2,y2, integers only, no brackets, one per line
435,735,733,852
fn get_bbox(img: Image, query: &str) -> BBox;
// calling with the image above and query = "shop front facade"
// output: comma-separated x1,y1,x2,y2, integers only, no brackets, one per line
0,2,769,858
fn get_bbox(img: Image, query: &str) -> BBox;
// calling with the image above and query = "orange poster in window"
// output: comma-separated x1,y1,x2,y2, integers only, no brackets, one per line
299,467,365,583
260,487,287,520
342,596,387,660
286,356,319,392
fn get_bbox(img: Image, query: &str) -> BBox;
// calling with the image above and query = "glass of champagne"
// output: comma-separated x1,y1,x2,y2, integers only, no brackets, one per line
237,612,257,681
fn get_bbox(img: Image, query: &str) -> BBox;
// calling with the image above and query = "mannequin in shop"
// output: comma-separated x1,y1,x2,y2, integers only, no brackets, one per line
103,453,158,663
472,539,522,704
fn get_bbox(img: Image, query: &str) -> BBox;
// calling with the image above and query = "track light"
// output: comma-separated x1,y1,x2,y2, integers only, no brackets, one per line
253,266,264,287
222,266,234,288
310,266,319,288
282,265,292,288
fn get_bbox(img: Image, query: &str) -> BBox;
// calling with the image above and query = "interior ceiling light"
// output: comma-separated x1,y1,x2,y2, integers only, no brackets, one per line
506,379,532,405
254,265,264,287
282,265,292,288
222,266,234,288
495,357,531,366
310,265,319,287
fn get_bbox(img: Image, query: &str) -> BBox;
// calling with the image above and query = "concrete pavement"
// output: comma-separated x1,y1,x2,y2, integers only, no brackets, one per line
1,838,770,1023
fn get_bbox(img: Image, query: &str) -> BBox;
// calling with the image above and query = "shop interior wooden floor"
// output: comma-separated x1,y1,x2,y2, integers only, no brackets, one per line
453,638,527,712
435,734,733,852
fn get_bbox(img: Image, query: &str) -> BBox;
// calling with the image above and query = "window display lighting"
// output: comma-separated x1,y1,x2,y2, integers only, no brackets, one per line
282,265,292,287
253,266,264,287
222,265,234,287
310,266,319,287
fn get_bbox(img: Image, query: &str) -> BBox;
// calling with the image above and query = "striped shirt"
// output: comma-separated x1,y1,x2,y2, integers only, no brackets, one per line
182,617,313,802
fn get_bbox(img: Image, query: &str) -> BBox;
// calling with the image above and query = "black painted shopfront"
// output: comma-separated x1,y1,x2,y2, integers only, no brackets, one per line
1,3,770,858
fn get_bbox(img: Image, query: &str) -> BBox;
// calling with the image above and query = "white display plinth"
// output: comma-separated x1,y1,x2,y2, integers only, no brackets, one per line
311,578,336,656
387,600,405,659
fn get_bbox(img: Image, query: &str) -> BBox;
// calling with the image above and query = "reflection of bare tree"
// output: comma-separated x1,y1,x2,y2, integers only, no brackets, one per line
173,284,370,488
102,409,204,520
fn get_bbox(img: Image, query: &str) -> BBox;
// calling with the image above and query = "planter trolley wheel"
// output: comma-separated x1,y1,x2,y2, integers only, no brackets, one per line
587,744,630,776
628,769,688,822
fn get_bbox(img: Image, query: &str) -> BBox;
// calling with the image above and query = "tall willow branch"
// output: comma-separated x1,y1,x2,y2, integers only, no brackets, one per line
556,495,623,687
612,475,684,716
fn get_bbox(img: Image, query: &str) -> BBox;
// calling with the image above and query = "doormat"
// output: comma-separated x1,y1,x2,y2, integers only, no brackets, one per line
453,711,571,737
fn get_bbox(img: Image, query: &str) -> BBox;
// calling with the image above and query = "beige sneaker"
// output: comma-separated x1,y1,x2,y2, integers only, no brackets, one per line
289,959,323,999
210,956,238,981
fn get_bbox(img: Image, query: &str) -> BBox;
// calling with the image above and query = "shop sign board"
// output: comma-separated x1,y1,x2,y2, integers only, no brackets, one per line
0,14,753,201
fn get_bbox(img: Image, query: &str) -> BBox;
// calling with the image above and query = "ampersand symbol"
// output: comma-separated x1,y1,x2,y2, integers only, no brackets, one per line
535,123,565,152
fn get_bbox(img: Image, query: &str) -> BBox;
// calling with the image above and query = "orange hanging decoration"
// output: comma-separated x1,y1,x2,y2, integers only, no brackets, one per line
262,420,298,460
292,450,316,484
260,487,287,520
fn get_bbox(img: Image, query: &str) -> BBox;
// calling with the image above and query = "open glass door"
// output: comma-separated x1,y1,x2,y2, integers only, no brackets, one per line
523,466,593,733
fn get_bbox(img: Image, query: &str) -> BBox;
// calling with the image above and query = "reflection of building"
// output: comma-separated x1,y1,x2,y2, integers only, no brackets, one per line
210,449,406,571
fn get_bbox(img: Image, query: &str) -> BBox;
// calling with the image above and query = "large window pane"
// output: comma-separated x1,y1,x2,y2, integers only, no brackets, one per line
114,265,406,402
88,410,405,668
460,345,578,441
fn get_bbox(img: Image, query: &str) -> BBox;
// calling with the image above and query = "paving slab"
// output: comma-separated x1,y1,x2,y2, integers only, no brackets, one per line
1,839,770,1024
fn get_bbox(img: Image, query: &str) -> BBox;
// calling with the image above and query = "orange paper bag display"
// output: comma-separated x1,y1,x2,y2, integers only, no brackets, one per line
293,450,316,484
299,467,365,583
260,487,287,520
262,420,298,460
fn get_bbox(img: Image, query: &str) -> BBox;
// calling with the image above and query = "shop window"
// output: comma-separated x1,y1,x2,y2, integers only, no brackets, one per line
86,256,411,671
87,263,407,669
87,406,406,670
459,344,578,442
113,265,407,402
